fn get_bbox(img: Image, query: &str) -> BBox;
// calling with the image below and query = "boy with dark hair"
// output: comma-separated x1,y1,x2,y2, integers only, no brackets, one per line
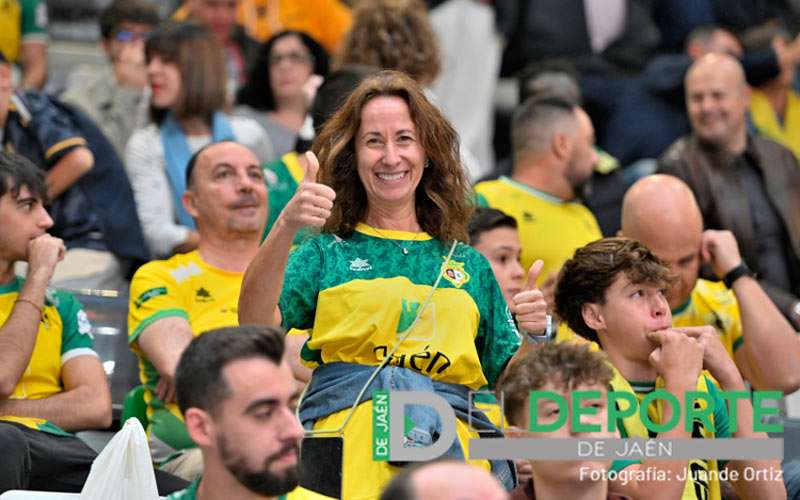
168,324,308,499
468,207,525,306
554,237,784,500
0,150,108,492
497,342,626,500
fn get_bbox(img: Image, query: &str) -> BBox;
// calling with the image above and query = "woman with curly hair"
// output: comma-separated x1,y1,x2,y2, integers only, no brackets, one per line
239,70,548,498
337,0,487,180
339,0,440,86
236,30,329,158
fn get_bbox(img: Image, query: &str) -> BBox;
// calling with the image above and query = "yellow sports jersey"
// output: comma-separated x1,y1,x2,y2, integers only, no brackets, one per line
0,277,95,435
128,250,243,458
475,176,602,285
167,478,335,499
609,367,729,500
281,225,520,498
672,279,743,357
750,88,800,159
554,322,588,344
281,224,520,390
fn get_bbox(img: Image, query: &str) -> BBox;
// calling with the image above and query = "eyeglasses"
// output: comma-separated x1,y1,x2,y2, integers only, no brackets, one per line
114,30,151,42
268,52,314,67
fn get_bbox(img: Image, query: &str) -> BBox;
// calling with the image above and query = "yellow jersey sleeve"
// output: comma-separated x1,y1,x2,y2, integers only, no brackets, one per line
128,261,188,346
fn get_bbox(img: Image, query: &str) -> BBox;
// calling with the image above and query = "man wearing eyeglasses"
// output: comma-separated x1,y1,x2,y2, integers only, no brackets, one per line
61,0,159,158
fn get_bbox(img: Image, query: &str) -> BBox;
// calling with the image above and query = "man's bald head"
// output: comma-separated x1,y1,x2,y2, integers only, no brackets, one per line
622,175,702,241
381,461,508,500
621,175,704,309
182,141,267,238
685,53,750,152
686,52,747,89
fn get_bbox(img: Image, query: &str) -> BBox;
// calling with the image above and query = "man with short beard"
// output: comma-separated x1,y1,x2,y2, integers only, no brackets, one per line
658,53,800,331
168,324,308,499
475,96,601,291
128,141,268,481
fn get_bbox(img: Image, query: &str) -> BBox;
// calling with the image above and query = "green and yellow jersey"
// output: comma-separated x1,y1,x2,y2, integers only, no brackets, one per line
609,368,730,500
128,250,243,458
475,176,602,285
280,223,520,390
672,279,743,358
281,224,520,499
0,276,95,436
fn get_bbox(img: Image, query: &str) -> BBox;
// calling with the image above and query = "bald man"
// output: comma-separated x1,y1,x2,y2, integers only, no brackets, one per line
380,461,508,500
659,52,800,332
621,175,800,393
128,141,268,480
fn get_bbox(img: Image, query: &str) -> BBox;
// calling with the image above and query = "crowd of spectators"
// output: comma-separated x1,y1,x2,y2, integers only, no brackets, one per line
1,0,800,499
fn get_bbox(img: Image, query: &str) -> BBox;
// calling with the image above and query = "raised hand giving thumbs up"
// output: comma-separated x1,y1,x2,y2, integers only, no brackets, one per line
280,151,337,232
511,259,549,337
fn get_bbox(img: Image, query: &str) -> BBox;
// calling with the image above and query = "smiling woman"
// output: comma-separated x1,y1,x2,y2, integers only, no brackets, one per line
239,70,550,498
314,70,469,241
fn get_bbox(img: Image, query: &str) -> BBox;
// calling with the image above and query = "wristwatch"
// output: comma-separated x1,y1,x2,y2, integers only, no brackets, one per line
722,262,754,289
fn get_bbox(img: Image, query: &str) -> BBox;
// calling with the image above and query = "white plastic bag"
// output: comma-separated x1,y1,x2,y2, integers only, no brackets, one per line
80,418,159,500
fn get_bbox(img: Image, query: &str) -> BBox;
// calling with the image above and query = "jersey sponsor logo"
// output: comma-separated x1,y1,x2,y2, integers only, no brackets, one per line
522,211,535,223
397,300,421,334
373,344,452,375
349,257,372,272
195,287,213,303
397,299,437,341
442,260,470,288
135,287,167,309
76,309,92,337
41,310,51,330
169,262,202,284
707,312,726,335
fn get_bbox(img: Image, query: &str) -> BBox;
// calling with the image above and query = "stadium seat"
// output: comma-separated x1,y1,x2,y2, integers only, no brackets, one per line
122,385,149,429
68,290,139,428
